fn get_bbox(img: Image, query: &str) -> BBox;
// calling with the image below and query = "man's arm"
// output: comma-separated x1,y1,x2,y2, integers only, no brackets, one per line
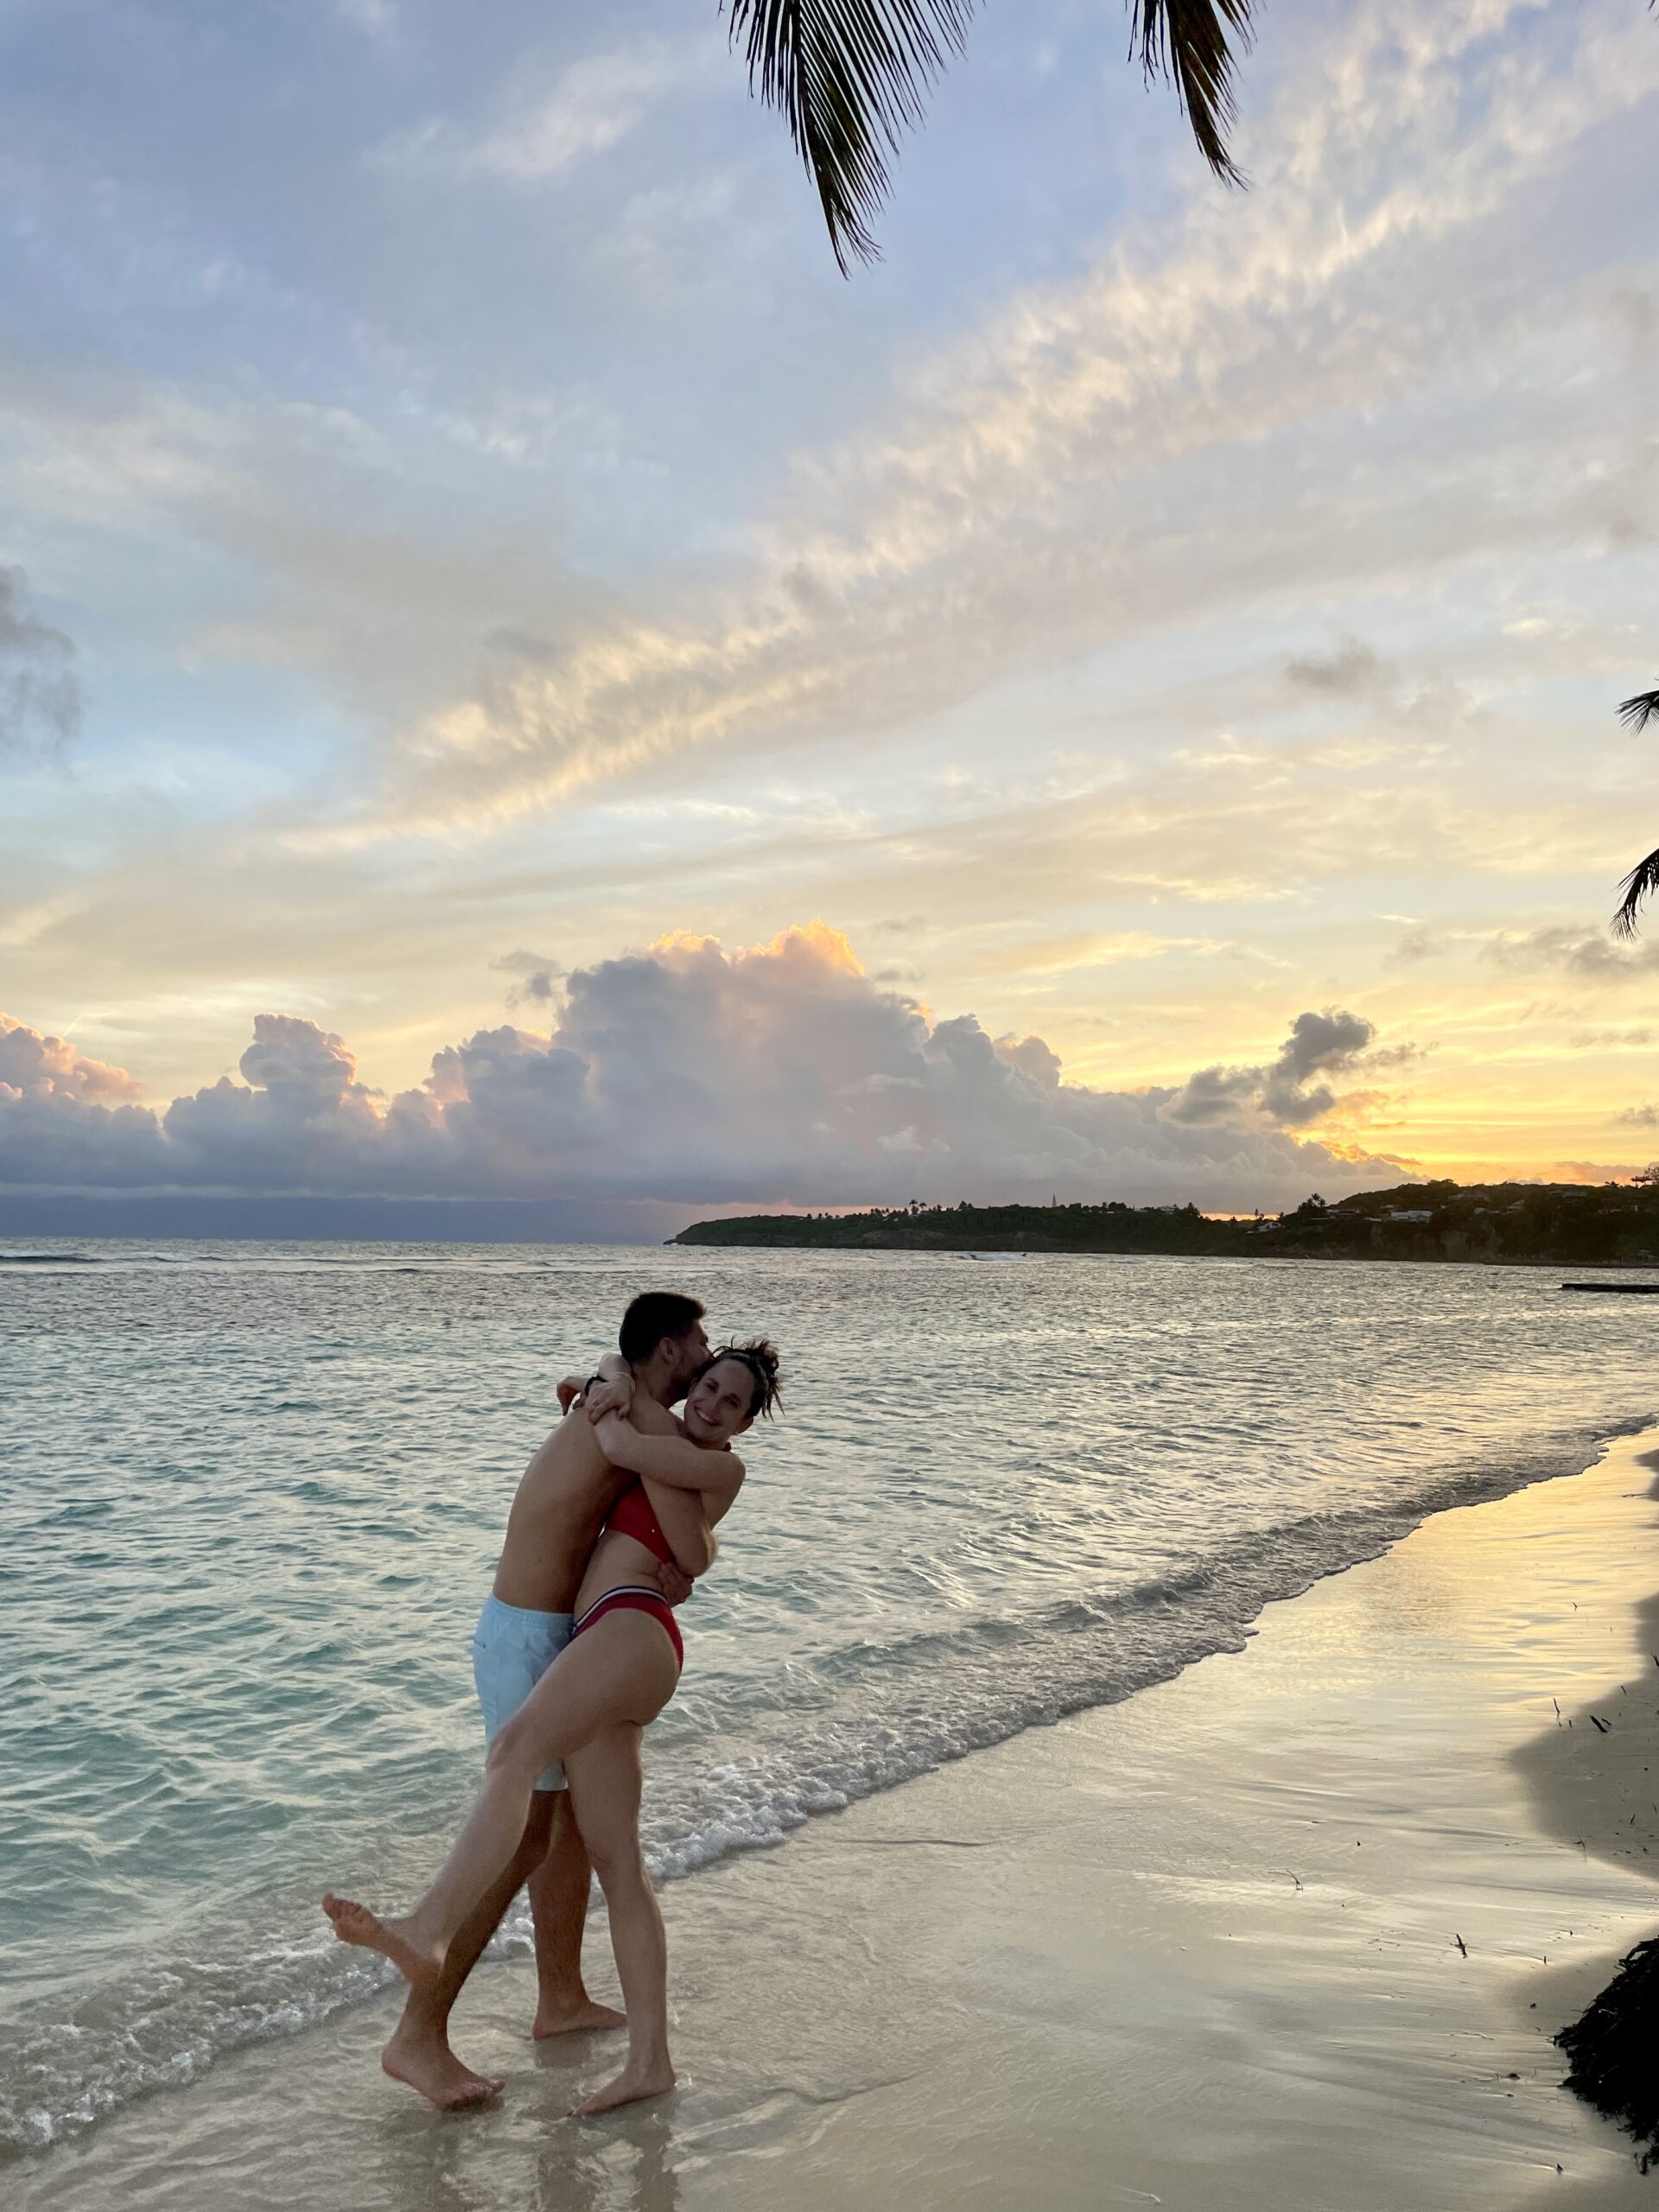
556,1352,633,1421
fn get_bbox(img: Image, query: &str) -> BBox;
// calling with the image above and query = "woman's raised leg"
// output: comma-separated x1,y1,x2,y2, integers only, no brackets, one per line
324,1613,678,1985
564,1723,674,2113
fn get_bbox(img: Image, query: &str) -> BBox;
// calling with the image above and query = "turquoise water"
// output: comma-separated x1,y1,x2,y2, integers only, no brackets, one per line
4,1240,1657,2157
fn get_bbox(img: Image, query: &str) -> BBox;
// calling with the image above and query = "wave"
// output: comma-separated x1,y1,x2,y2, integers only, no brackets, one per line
0,1253,104,1266
1,1411,1649,2161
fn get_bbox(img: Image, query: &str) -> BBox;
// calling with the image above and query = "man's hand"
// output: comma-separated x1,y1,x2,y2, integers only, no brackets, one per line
556,1375,585,1415
585,1375,633,1424
658,1560,696,1608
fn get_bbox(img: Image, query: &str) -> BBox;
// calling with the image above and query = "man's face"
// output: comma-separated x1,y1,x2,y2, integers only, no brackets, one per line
668,1321,712,1398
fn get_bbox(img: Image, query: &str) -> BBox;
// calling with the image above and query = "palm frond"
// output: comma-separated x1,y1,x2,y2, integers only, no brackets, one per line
1131,1,1256,186
1618,689,1659,733
728,0,975,274
731,0,1257,272
1612,846,1659,941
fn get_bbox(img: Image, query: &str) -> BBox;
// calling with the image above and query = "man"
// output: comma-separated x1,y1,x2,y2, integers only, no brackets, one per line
376,1290,714,2109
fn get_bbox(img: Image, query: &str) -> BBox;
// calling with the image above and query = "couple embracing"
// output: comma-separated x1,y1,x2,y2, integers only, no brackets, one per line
323,1291,780,2116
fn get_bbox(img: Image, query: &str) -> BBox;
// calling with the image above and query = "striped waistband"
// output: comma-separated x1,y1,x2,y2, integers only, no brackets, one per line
572,1585,683,1669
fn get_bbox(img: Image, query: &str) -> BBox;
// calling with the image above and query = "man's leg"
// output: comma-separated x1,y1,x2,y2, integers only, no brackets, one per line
528,1791,626,2037
381,1793,556,2108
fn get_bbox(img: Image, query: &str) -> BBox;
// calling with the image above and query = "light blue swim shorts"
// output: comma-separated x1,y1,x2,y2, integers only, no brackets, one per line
472,1592,574,1792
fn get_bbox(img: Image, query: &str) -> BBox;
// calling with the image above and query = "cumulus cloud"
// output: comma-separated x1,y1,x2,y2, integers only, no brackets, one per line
0,925,1407,1210
0,567,80,753
0,1016,144,1103
1162,1008,1383,1131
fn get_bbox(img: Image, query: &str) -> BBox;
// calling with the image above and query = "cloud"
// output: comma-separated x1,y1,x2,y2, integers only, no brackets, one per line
0,1016,145,1104
1571,1027,1656,1049
377,42,682,185
0,567,81,753
1286,638,1386,694
492,949,566,1009
1161,1007,1382,1130
1614,1103,1659,1129
1483,924,1659,982
1386,926,1444,965
309,0,1659,842
0,925,1407,1211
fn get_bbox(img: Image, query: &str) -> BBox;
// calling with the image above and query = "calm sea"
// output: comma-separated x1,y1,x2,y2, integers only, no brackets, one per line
4,1239,1657,2158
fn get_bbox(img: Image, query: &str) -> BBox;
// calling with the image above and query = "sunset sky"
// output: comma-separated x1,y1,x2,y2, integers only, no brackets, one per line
3,0,1659,1231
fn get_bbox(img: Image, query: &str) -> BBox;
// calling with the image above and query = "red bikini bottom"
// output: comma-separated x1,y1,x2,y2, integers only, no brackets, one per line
571,1585,683,1671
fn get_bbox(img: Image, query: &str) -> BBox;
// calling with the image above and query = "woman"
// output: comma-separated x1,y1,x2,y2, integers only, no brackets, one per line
324,1339,781,2115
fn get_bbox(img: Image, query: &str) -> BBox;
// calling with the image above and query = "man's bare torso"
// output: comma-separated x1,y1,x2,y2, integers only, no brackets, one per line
492,1414,635,1615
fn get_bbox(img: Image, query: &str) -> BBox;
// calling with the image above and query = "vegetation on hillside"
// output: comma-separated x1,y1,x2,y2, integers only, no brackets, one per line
674,1176,1659,1266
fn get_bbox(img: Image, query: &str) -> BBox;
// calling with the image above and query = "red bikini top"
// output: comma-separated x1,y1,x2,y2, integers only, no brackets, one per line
607,1482,673,1567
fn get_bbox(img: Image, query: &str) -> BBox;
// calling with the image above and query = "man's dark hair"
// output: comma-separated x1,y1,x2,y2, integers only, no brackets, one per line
619,1291,706,1366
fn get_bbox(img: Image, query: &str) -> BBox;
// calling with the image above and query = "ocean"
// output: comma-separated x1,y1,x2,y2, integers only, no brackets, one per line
4,1239,1657,2162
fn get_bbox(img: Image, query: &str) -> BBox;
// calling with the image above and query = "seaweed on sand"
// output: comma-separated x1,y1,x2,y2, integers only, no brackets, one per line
1555,1934,1659,2171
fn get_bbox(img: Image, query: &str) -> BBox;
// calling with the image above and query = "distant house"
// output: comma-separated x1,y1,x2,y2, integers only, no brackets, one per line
1382,1208,1433,1225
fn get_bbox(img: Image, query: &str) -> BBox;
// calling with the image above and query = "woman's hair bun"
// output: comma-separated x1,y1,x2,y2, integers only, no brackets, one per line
709,1337,782,1420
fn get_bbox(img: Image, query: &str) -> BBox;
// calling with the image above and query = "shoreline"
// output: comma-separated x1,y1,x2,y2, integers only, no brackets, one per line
13,1433,1659,2209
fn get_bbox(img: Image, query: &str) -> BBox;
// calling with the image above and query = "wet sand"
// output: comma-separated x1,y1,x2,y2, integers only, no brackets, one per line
16,1436,1659,2212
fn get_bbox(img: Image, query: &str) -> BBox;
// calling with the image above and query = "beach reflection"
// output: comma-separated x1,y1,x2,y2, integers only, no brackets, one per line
366,2098,682,2212
535,2107,681,2212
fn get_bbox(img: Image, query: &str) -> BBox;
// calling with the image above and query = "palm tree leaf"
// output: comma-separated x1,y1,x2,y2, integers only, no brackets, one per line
1618,688,1659,733
730,0,1256,271
728,1,975,273
1131,2,1256,186
1612,845,1659,941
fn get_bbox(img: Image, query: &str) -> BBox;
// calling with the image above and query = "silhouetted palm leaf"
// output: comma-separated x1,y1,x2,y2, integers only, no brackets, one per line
1132,0,1255,185
1612,689,1659,937
1613,846,1659,941
729,0,1255,272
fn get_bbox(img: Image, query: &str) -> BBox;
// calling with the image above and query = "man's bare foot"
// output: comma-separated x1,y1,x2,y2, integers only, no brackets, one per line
381,2031,504,2110
321,1894,442,1991
571,2057,676,2115
534,1996,626,2039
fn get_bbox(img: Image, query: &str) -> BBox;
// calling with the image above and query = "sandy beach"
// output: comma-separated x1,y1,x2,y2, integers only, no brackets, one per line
15,1432,1659,2212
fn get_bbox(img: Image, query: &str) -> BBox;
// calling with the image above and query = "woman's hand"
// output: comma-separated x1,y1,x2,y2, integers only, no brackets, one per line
594,1410,639,1466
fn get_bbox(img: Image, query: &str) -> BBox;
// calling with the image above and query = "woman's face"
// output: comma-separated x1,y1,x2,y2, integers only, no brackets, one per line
683,1357,756,1447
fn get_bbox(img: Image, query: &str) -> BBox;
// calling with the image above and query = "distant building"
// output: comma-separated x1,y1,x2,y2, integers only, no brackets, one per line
1382,1208,1433,1224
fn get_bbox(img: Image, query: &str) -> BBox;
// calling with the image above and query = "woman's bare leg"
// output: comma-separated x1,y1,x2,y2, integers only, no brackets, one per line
323,1616,677,1986
564,1726,674,2114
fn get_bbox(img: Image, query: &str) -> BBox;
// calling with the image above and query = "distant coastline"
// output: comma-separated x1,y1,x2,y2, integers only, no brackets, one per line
672,1179,1659,1268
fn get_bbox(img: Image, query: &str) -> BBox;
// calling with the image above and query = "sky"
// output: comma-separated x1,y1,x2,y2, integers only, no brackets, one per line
3,0,1659,1235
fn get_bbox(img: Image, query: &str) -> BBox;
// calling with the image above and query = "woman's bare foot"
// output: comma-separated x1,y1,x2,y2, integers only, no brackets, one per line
533,1996,627,2039
321,1894,443,1991
571,2056,676,2115
381,2029,504,2110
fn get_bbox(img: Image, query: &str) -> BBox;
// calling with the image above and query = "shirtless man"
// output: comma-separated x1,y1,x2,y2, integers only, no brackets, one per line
372,1290,715,2109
